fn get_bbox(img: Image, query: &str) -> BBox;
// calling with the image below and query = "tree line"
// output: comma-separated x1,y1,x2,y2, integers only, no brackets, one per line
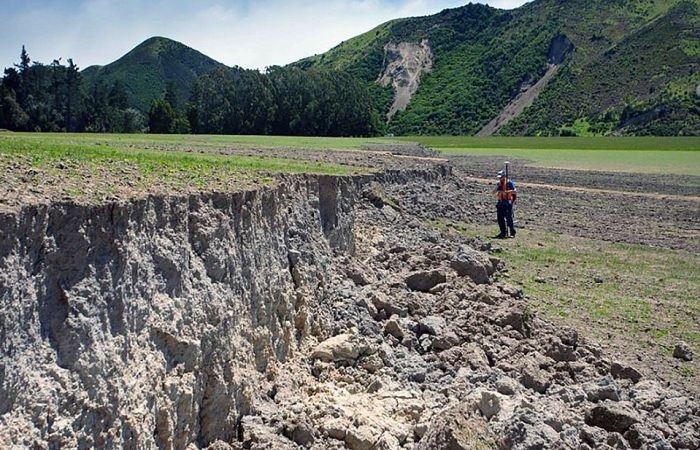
0,47,381,136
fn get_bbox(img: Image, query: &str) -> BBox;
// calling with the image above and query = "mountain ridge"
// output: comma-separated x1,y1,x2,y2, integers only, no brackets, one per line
296,0,699,136
81,36,226,112
75,0,700,135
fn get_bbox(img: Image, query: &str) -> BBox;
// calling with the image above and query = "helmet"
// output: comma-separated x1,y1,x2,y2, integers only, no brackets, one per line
497,170,506,178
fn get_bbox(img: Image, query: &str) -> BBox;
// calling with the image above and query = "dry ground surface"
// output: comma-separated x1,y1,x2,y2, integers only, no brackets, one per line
386,153,699,397
1,135,698,449
2,136,696,398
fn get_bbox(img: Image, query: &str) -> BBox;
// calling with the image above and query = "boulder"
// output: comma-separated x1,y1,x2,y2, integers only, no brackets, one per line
610,361,642,383
584,376,622,402
417,315,446,336
495,308,529,336
520,366,550,394
345,425,380,450
450,246,494,284
311,334,364,362
496,377,519,396
384,318,405,339
585,402,640,434
416,406,496,450
672,341,693,361
369,291,408,317
478,391,503,420
405,270,447,292
432,331,460,351
322,418,349,441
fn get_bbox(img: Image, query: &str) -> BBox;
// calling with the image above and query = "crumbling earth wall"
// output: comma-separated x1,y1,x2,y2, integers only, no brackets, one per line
0,164,698,450
0,173,375,448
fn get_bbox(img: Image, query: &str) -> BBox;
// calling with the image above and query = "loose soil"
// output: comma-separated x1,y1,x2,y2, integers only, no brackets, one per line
382,152,700,397
2,139,698,449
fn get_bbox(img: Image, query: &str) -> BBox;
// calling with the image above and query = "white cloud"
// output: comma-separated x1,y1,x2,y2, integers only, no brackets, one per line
0,0,531,72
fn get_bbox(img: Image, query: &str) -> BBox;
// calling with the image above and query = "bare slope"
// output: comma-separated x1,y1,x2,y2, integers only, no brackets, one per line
296,0,698,136
377,40,433,121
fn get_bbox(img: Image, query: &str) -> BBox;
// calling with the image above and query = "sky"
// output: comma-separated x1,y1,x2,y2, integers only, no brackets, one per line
1,0,531,72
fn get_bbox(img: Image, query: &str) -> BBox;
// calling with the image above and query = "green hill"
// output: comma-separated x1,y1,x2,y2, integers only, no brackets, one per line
81,37,225,112
295,0,700,136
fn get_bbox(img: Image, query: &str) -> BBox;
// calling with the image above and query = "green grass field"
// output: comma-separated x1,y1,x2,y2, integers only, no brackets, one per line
0,133,374,205
0,132,395,152
4,132,699,175
401,136,700,175
434,220,700,379
0,136,367,176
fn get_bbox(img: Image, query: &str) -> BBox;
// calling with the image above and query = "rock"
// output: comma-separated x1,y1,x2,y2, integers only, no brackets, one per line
584,376,622,402
670,428,700,450
369,291,408,317
322,418,349,441
500,413,560,449
240,416,294,447
558,426,580,448
495,307,528,336
629,380,667,411
552,385,586,404
384,318,405,339
610,361,642,383
496,377,519,396
672,341,693,361
478,391,503,420
660,395,694,424
432,331,460,351
607,432,631,450
546,339,578,362
623,423,669,449
405,270,447,292
585,402,640,434
579,424,609,447
417,315,446,336
287,418,315,447
416,406,496,450
360,353,384,373
345,263,374,286
345,425,380,450
374,432,401,450
520,366,550,394
559,328,578,347
311,334,364,362
450,246,494,284
409,370,427,383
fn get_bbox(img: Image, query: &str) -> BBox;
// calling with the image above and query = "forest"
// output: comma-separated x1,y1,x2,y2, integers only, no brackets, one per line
0,47,380,137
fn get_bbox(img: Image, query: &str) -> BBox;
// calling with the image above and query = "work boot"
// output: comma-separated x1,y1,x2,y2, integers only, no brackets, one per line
494,233,507,239
510,229,516,238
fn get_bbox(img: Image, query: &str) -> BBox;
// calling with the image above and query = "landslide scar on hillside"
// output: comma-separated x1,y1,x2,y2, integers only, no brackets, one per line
378,40,433,121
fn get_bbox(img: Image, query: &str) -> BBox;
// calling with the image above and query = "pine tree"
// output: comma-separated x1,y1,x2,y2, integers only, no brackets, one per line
148,98,175,133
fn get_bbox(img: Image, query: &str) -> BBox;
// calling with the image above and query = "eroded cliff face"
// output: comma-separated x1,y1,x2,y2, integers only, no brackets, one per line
2,161,698,450
0,174,366,449
378,40,433,121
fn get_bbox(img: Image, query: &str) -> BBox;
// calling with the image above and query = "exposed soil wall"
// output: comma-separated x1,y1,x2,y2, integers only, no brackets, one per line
0,173,377,448
1,161,698,450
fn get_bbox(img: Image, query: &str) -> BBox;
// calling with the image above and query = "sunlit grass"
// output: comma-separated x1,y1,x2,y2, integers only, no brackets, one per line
432,220,700,358
401,136,700,175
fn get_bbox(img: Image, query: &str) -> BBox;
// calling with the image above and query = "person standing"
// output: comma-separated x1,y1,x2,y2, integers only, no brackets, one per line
494,170,517,238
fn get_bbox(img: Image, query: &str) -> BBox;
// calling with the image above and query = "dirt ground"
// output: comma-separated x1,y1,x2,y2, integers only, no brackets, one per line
378,151,700,398
3,142,699,448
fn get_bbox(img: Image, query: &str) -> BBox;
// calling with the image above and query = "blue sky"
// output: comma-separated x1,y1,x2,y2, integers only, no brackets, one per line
1,0,531,71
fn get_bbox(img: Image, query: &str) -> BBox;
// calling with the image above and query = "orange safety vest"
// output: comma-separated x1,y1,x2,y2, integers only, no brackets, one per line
497,179,515,201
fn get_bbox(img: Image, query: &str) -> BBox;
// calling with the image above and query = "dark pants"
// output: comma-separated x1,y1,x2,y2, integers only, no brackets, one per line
497,201,515,236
